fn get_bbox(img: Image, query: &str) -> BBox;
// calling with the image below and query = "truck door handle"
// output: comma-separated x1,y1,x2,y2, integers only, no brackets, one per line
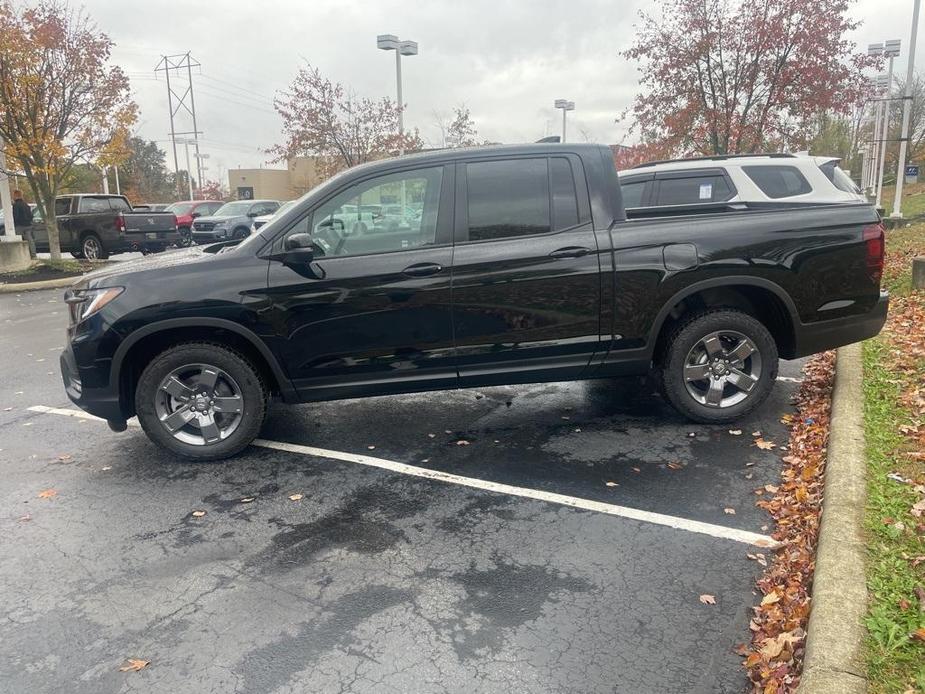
549,246,592,259
402,262,443,277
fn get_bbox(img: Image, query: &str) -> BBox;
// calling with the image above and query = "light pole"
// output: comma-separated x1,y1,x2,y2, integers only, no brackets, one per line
866,44,884,196
554,99,575,143
875,40,901,208
377,34,418,155
176,138,195,199
891,0,922,219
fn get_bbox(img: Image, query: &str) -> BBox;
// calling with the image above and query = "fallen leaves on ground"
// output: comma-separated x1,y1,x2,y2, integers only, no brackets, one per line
729,429,743,436
724,507,736,515
288,493,303,501
119,659,150,672
191,510,206,518
742,351,835,693
605,481,619,487
699,594,716,605
37,489,57,499
455,440,470,446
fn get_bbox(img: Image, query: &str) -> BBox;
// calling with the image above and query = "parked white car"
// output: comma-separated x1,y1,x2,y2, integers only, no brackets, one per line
618,154,865,214
252,200,296,232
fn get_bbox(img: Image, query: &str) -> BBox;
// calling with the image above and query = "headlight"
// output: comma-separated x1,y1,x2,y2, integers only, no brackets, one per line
65,287,124,324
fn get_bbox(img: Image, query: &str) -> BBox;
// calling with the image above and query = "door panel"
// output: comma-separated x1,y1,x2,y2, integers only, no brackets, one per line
262,163,456,400
265,246,455,399
451,225,603,384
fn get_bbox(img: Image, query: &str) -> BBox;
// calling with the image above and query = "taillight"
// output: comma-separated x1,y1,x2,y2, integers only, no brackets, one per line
863,222,885,284
115,213,125,233
172,214,178,230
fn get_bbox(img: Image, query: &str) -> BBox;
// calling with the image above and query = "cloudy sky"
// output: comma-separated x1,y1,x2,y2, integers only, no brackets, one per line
84,0,923,180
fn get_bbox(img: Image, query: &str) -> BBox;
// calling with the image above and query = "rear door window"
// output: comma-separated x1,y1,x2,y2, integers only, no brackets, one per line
466,158,550,241
78,197,113,213
743,166,812,199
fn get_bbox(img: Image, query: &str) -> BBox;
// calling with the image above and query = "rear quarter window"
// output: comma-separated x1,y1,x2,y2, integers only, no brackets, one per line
655,175,734,205
742,165,812,199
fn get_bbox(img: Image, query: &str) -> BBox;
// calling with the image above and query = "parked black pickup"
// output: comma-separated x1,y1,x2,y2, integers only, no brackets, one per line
32,194,179,259
60,143,887,460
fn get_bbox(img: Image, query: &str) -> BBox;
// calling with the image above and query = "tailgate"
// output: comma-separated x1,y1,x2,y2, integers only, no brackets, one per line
122,212,178,239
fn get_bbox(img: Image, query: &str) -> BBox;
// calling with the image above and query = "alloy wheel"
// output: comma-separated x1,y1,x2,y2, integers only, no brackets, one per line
83,237,101,260
153,363,244,445
682,330,763,408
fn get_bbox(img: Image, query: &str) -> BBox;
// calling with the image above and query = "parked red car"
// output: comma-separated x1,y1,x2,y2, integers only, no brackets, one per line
164,200,225,247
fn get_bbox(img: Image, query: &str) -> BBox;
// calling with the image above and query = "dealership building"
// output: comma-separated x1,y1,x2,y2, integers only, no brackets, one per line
227,157,326,202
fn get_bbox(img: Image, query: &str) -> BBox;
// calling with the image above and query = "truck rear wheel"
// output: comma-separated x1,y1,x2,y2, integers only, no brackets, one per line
135,342,268,460
659,310,778,423
81,233,109,260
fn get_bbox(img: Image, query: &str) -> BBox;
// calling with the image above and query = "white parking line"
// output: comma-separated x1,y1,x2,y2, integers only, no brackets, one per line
776,376,803,383
28,404,778,547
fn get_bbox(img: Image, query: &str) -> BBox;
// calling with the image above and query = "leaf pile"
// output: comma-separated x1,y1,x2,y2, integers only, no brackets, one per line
742,351,836,692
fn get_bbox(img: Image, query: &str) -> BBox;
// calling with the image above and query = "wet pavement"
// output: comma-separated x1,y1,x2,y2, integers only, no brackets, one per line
0,288,803,693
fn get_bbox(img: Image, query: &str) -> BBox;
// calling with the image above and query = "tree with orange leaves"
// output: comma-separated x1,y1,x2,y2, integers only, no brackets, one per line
0,0,136,259
621,0,877,158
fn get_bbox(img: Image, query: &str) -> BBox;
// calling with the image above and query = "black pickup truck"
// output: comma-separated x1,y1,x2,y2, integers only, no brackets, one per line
31,194,179,259
59,144,887,460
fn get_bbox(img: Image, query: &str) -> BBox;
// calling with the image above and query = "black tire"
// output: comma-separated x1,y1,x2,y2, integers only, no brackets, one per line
659,310,778,424
232,226,250,240
81,233,109,260
135,342,268,460
177,227,192,247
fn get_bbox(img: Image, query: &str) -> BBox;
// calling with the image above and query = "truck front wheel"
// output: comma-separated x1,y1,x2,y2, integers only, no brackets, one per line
659,310,778,423
135,342,268,460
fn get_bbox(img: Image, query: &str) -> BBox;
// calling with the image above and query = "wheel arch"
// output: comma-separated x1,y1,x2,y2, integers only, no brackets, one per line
648,277,799,361
112,318,297,417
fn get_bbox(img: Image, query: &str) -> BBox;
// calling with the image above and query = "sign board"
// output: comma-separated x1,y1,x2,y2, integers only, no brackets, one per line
237,186,254,200
906,165,919,184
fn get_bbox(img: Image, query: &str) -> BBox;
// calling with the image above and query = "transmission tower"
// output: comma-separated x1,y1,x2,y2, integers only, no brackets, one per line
154,53,203,198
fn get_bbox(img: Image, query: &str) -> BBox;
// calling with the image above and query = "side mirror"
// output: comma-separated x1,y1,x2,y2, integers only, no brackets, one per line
268,232,315,264
247,211,258,218
191,212,201,219
284,233,313,252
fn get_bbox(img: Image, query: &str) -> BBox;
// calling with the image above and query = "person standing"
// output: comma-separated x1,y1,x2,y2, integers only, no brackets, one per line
12,190,35,259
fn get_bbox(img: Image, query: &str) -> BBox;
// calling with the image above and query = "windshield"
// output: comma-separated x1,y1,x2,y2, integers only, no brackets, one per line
165,202,194,215
214,201,252,216
270,200,296,216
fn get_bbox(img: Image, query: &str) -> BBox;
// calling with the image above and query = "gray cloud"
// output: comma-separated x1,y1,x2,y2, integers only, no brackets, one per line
86,0,920,179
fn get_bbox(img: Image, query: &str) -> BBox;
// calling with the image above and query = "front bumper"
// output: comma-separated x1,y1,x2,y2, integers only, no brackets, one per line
60,346,124,422
792,291,889,358
192,230,229,244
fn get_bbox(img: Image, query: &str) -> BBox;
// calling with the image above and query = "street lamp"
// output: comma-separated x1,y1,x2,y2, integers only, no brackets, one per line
866,44,884,195
891,0,921,219
874,40,901,208
554,99,575,143
377,34,418,155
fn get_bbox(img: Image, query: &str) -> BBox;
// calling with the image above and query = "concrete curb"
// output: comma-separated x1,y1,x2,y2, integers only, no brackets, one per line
0,276,78,293
797,342,868,694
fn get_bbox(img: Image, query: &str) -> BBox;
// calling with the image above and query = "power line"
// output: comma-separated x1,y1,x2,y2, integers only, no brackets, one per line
199,73,275,102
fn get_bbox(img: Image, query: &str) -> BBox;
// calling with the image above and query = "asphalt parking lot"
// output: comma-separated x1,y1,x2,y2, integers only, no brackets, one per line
0,286,804,694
